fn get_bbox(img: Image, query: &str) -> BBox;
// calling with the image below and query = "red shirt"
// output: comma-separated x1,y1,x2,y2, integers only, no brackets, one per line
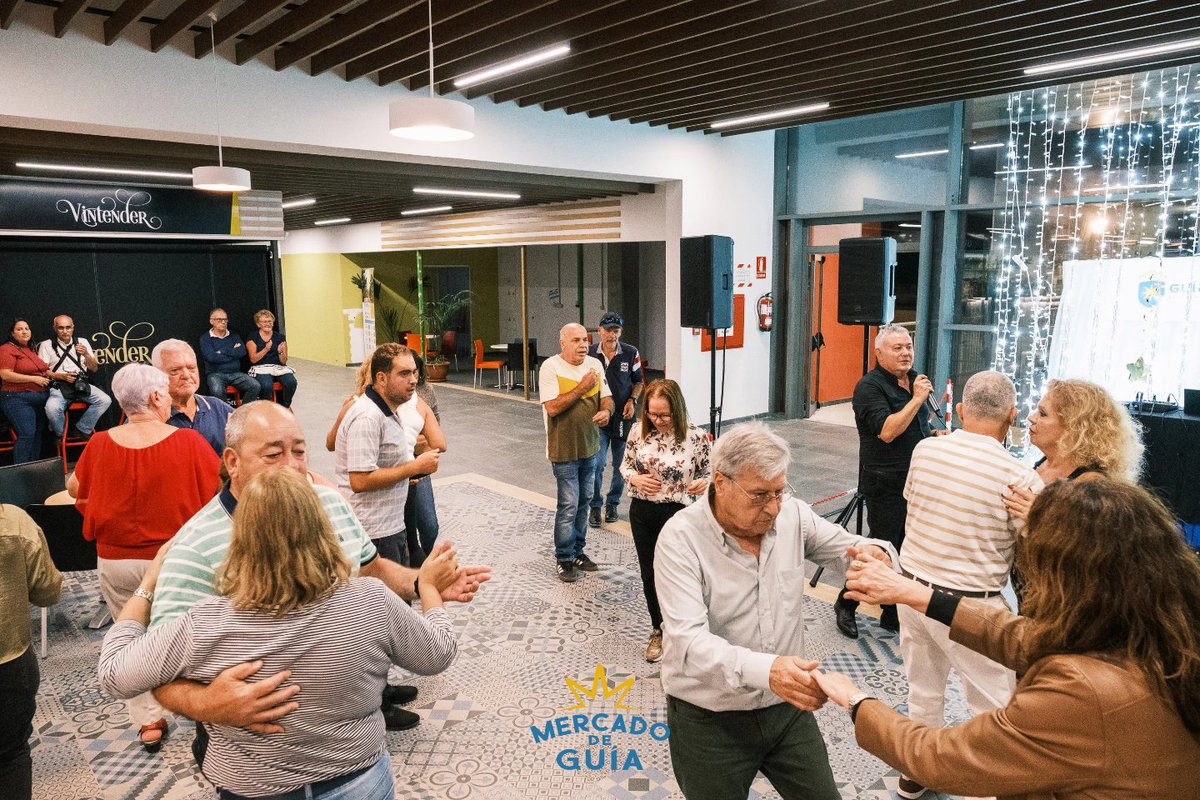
74,428,221,560
0,342,49,393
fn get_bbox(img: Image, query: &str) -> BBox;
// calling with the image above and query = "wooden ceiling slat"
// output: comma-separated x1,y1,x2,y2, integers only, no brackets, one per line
103,0,156,45
53,0,88,38
599,3,1194,126
194,0,291,58
274,0,421,72
151,0,221,53
234,0,359,65
0,0,18,30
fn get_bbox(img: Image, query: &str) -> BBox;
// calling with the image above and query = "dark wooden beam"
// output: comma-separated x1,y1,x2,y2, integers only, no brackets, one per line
274,0,421,72
234,0,359,65
194,0,292,58
53,0,88,37
0,0,19,30
104,0,156,45
151,0,221,53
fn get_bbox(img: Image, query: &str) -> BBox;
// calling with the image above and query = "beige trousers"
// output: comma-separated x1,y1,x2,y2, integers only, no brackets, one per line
97,557,167,728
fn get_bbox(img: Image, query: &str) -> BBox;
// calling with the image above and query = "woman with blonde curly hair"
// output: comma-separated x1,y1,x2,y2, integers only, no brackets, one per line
1003,378,1143,520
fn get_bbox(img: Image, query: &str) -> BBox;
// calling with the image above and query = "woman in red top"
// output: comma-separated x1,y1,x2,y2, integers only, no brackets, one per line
68,362,220,751
0,318,54,463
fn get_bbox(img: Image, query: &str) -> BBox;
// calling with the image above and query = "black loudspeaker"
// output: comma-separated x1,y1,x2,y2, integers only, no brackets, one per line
837,237,897,326
680,235,734,329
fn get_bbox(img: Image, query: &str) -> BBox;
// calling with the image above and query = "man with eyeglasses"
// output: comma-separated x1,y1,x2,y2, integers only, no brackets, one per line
37,315,111,441
655,421,898,800
198,308,260,405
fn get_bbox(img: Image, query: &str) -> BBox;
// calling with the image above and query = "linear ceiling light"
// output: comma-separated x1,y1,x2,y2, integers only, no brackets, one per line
414,187,521,200
1024,36,1200,76
453,43,571,89
1083,182,1170,194
710,102,829,130
898,223,921,228
313,217,351,226
390,0,474,141
281,197,317,209
969,142,1006,150
15,161,193,180
896,148,949,159
401,205,453,216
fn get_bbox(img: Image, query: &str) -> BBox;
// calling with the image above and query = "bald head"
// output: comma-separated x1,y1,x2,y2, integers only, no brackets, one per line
559,323,589,365
224,400,309,497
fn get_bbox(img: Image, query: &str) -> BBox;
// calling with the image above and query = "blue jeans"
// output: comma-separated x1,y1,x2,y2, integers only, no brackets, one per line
216,752,394,800
403,477,439,568
207,372,261,403
0,392,48,464
45,385,112,437
371,531,408,567
254,372,298,407
551,457,596,563
591,429,627,510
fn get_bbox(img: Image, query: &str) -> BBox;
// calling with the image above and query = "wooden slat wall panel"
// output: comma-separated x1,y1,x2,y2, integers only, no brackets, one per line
381,198,621,250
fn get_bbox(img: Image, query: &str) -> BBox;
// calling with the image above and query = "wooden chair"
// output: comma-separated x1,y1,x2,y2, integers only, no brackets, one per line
59,401,91,474
441,330,458,370
25,503,97,657
473,339,506,389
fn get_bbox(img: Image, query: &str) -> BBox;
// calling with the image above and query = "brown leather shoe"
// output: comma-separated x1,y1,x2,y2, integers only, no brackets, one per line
645,629,663,663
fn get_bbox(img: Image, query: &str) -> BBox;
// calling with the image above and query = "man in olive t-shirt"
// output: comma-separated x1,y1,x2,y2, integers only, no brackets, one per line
539,323,614,583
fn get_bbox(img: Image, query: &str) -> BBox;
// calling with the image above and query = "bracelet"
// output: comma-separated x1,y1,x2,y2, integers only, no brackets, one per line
133,587,154,603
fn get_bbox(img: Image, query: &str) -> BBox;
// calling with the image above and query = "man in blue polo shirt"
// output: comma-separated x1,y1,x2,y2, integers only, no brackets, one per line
588,312,643,527
152,339,234,455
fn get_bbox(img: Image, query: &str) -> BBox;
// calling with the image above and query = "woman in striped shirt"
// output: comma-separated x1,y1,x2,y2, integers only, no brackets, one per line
98,468,460,800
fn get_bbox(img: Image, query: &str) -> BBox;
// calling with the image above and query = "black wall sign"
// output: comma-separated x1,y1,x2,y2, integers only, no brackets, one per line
0,177,236,235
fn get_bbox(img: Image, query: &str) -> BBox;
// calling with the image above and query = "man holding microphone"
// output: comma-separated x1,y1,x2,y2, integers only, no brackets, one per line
836,324,932,638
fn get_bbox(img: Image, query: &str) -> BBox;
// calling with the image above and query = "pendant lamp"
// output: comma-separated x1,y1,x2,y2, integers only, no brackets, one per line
193,15,252,192
389,0,475,142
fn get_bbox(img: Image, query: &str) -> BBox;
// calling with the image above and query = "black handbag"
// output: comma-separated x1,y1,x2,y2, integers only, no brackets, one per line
49,340,91,402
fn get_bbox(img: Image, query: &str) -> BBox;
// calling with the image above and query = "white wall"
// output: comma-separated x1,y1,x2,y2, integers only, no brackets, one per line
0,8,775,420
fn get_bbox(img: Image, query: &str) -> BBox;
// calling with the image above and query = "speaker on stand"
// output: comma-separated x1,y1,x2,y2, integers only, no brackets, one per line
680,235,734,437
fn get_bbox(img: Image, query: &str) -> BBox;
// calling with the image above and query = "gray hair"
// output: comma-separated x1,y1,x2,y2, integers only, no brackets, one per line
151,338,195,370
559,322,585,340
711,421,791,482
224,400,280,453
111,363,168,416
874,323,911,350
962,370,1017,422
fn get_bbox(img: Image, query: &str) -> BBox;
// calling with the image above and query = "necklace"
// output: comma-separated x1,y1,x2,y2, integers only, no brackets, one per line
124,417,160,425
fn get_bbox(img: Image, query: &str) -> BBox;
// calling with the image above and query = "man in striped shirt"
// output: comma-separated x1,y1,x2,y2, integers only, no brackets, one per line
892,370,1042,800
148,402,490,749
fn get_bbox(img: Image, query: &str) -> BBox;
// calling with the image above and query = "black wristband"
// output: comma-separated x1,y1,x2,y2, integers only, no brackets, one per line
413,577,419,597
849,696,877,723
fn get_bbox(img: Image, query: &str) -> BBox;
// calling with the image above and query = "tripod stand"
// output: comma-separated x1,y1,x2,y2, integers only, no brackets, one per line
808,489,866,588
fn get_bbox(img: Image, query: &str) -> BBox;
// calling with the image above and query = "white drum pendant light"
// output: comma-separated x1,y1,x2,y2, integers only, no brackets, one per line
389,0,475,142
193,15,252,192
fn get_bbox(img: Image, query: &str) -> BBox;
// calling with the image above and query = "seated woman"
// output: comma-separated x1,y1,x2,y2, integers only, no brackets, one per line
69,363,220,751
1003,378,1142,519
814,478,1200,800
99,467,460,799
245,310,297,408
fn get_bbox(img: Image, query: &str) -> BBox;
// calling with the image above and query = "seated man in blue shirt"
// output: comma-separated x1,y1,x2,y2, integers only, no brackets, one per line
198,308,260,404
152,339,234,455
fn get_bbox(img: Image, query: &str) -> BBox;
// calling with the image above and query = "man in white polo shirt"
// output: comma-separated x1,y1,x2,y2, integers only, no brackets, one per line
893,370,1042,800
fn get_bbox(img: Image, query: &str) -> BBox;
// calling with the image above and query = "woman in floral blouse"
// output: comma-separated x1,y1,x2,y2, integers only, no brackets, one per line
620,379,711,663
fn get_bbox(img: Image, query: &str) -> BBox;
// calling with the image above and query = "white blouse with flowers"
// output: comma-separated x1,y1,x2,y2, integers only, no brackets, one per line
620,422,712,505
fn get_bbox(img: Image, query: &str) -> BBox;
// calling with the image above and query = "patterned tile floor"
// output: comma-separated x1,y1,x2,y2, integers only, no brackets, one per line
31,478,969,799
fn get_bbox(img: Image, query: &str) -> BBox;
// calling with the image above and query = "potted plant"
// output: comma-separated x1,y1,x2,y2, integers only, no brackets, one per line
419,289,473,382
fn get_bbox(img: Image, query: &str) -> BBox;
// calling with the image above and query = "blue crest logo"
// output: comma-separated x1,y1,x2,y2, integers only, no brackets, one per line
1138,280,1166,308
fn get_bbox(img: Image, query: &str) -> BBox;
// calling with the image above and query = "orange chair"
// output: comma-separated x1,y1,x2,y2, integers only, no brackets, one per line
473,339,506,389
405,332,424,358
59,401,91,474
225,386,243,407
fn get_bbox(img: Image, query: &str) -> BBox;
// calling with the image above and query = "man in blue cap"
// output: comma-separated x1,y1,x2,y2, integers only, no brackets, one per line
588,312,643,527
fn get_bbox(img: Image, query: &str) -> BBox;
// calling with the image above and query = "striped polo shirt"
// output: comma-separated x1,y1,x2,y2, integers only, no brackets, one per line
151,483,377,629
900,429,1043,593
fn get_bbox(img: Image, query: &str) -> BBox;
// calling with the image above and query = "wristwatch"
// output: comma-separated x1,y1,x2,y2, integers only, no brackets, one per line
846,691,873,716
133,587,154,603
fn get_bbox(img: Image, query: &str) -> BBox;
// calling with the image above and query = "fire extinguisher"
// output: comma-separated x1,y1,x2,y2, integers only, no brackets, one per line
757,293,774,331
943,379,954,429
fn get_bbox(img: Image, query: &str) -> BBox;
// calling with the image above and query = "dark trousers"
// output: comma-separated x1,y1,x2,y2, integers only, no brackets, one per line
839,467,908,624
0,391,48,464
666,696,838,800
254,372,298,407
0,647,38,800
372,531,408,566
629,498,685,631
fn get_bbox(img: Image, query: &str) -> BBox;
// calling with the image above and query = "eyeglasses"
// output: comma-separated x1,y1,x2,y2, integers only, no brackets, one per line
721,474,794,507
647,412,672,421
210,317,228,322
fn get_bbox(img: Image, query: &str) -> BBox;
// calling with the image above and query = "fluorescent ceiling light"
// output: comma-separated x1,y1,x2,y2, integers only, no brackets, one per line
281,197,317,210
1083,182,1170,194
453,43,571,89
414,187,521,200
995,164,1092,174
898,223,921,228
1024,36,1200,76
15,161,192,180
313,217,351,226
896,148,949,159
969,142,1005,150
710,102,829,130
401,205,453,216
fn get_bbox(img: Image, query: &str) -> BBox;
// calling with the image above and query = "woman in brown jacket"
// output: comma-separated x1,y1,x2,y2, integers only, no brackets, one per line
815,478,1200,800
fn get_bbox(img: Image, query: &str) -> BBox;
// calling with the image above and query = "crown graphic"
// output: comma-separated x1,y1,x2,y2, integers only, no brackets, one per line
562,665,639,712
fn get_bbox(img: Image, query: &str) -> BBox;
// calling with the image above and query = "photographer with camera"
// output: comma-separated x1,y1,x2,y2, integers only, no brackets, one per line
38,315,111,443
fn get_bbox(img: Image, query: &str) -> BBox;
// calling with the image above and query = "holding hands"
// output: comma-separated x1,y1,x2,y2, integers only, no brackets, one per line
769,656,828,712
1002,483,1037,521
844,546,932,612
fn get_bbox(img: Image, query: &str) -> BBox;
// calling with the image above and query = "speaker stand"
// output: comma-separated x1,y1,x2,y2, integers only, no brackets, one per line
709,324,720,438
861,325,871,377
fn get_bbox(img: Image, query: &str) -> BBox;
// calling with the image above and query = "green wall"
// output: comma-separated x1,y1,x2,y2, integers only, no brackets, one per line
280,253,361,365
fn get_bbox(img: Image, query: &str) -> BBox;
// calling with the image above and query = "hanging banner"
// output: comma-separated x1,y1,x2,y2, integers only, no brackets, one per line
0,177,283,237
